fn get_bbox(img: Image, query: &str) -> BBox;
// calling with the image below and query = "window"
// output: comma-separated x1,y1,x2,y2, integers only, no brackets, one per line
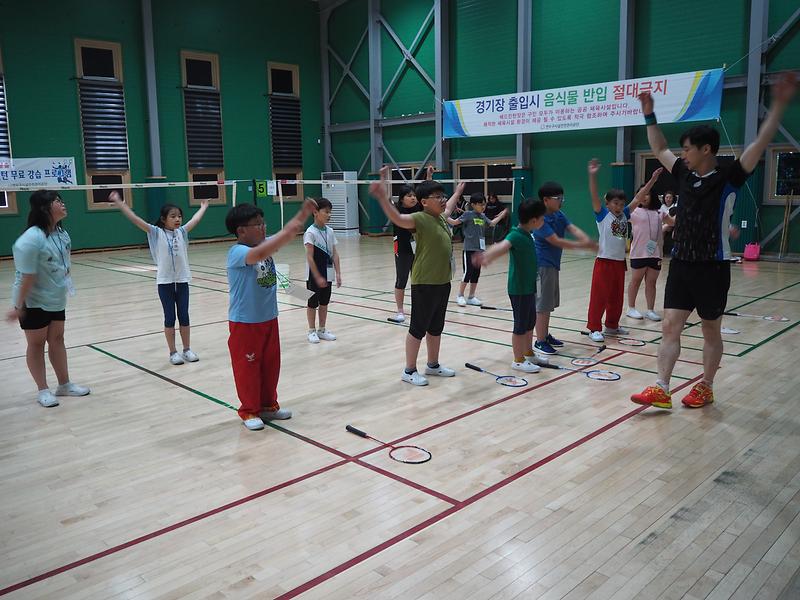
268,62,302,187
455,161,515,200
273,170,303,201
0,49,16,215
181,51,225,205
75,39,130,210
390,165,424,198
767,146,800,205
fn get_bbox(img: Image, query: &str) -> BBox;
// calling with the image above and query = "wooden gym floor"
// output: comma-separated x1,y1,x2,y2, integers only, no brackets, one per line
1,235,798,599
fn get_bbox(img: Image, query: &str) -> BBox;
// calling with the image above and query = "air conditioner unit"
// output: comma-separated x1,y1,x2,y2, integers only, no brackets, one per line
322,171,359,237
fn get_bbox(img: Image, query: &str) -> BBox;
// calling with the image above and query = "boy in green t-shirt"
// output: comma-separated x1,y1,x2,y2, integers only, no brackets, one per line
370,166,465,386
477,199,547,373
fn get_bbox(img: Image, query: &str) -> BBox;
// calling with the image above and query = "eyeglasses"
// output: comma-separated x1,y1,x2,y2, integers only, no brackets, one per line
426,194,447,201
546,195,565,203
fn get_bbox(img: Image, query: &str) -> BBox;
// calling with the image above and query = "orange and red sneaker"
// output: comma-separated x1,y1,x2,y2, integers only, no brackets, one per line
631,385,672,409
681,382,714,408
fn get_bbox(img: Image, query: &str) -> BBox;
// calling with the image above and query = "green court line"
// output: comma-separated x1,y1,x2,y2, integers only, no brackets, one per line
736,320,800,357
88,344,237,411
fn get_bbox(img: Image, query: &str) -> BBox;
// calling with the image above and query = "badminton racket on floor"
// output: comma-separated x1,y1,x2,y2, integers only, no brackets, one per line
464,363,528,387
581,331,645,346
721,327,740,334
569,344,607,367
537,361,621,381
723,311,788,322
345,425,431,464
480,305,513,312
275,267,314,301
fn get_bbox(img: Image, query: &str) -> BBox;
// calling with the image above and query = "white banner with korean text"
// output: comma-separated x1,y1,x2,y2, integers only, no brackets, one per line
443,69,724,138
0,157,77,188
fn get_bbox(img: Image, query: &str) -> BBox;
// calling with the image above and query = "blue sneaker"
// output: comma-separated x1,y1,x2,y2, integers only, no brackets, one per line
545,334,564,347
534,340,557,355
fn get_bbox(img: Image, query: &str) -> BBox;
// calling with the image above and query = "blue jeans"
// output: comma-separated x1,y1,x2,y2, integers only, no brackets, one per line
157,282,190,327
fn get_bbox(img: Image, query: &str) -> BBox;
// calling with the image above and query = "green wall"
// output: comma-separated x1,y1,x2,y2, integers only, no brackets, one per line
3,0,799,253
0,0,323,253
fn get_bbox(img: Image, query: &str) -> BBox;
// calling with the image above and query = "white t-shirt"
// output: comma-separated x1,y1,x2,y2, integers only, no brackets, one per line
146,225,191,284
303,224,338,281
595,206,629,261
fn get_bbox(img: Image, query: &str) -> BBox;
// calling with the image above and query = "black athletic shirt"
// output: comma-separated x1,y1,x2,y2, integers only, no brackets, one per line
670,158,750,262
394,204,422,255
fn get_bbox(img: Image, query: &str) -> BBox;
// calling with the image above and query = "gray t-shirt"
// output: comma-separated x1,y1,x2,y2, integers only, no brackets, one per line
457,210,487,251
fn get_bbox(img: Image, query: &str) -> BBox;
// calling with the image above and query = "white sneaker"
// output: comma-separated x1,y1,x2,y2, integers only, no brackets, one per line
307,330,320,344
260,408,292,420
466,296,482,306
626,307,643,319
55,382,91,396
645,310,662,321
182,349,199,362
456,296,467,306
512,361,540,373
589,331,605,342
37,389,59,407
525,354,550,367
393,313,405,323
169,352,185,365
424,364,456,377
603,326,629,336
317,329,337,341
242,416,265,430
402,370,429,386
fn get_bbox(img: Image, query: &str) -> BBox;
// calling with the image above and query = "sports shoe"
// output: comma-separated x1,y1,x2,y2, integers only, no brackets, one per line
534,340,557,355
37,389,59,408
55,382,91,396
626,307,644,319
681,382,714,408
512,361,540,373
316,329,337,341
424,364,456,377
645,310,662,322
242,414,265,430
603,326,629,336
466,296,482,306
545,334,564,347
169,352,185,365
182,349,199,362
525,354,549,366
631,385,672,409
393,313,405,323
456,295,467,306
401,370,429,386
588,331,605,342
307,330,320,344
260,408,293,420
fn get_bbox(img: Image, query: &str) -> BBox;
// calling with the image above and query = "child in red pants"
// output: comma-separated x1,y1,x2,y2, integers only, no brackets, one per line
586,159,631,343
225,200,316,430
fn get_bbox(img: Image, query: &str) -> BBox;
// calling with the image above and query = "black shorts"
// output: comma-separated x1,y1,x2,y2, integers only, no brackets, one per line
630,257,662,271
409,283,450,339
664,259,730,320
306,281,333,308
394,253,414,289
461,250,482,283
510,293,537,335
19,307,66,330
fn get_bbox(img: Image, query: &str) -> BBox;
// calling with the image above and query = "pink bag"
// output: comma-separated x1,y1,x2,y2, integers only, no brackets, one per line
743,243,760,261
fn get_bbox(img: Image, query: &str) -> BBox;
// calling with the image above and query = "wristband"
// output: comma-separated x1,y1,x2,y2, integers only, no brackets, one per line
644,112,657,125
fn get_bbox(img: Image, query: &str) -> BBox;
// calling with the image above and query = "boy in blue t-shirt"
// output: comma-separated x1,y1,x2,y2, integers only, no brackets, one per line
532,181,596,355
225,200,316,431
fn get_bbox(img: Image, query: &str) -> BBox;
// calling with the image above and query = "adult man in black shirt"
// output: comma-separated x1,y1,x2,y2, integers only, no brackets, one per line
632,72,797,410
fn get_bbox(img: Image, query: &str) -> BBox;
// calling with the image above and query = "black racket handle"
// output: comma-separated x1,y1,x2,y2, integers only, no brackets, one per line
480,306,496,310
597,344,607,353
723,311,737,316
346,425,368,437
464,363,483,372
538,363,559,370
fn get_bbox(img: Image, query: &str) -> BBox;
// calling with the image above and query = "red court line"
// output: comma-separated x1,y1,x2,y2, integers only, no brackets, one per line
332,298,703,366
0,349,624,595
275,373,704,599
